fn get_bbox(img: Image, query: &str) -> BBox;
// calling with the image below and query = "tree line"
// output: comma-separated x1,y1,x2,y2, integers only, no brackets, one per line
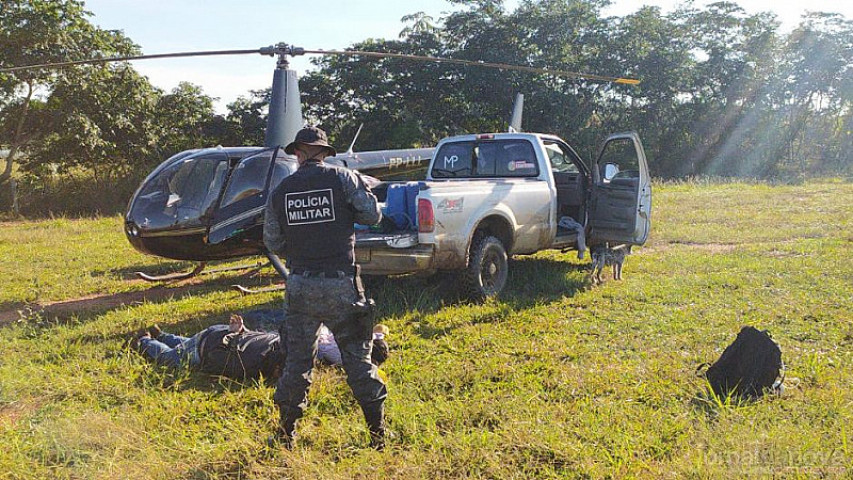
1,0,851,215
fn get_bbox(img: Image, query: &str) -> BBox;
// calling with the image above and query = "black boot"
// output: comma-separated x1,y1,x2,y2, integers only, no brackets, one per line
361,401,386,450
268,405,299,450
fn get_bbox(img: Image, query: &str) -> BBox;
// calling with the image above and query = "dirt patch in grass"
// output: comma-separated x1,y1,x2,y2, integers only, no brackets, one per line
0,399,42,427
765,249,810,258
641,241,739,254
669,241,738,253
0,278,247,326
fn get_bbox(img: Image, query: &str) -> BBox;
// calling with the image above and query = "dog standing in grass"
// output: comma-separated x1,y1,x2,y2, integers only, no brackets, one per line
589,245,628,284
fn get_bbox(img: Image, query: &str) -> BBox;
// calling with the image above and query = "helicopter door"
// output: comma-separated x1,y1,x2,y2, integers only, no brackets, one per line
128,150,230,232
208,148,277,244
588,132,652,246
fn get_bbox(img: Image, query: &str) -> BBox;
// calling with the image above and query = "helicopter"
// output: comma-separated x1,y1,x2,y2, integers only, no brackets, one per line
2,44,639,289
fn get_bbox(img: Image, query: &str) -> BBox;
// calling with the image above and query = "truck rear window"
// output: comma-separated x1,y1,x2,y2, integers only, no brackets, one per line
431,139,539,178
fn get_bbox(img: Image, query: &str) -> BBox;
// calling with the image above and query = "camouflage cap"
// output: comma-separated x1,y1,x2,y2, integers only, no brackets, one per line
284,126,337,157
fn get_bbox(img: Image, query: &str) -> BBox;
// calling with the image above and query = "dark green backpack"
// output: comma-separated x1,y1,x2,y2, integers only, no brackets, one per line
702,326,784,400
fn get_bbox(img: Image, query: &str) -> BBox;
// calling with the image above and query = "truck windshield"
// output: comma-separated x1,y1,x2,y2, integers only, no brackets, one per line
432,139,539,178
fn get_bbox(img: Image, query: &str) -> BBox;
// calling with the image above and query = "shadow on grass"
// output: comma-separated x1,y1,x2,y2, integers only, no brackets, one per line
76,298,285,348
502,255,589,307
375,255,589,340
688,383,767,421
1,274,285,329
130,362,279,394
371,255,588,313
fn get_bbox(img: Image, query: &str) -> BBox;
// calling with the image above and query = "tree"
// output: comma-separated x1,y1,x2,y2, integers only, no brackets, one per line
223,90,268,147
27,64,159,178
154,82,216,159
0,0,136,200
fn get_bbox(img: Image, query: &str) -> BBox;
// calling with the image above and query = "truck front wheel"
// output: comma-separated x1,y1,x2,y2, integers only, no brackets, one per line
463,235,508,301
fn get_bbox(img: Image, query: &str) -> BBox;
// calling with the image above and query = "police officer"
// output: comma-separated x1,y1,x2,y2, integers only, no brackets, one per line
264,126,387,449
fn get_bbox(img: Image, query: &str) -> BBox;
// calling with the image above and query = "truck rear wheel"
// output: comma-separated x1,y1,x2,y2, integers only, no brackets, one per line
463,234,508,301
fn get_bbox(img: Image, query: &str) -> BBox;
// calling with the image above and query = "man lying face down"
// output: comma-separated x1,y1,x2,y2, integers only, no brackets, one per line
132,314,284,382
131,315,389,381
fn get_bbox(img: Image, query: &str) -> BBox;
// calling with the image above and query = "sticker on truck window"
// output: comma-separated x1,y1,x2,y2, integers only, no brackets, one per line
437,197,464,213
507,160,535,172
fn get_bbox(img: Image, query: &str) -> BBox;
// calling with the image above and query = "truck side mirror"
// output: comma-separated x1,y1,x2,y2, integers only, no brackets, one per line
604,163,619,181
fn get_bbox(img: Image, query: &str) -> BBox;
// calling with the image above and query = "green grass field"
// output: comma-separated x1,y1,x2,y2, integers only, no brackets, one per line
1,180,851,479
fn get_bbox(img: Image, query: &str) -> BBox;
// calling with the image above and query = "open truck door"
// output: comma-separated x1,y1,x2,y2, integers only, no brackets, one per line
588,132,651,246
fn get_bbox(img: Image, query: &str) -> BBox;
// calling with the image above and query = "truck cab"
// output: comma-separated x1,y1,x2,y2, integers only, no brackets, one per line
354,131,651,300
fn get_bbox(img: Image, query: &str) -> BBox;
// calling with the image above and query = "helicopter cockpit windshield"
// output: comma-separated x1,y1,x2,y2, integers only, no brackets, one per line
128,150,230,231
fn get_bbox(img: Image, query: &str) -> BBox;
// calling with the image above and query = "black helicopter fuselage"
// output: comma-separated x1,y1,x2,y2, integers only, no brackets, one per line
124,145,432,262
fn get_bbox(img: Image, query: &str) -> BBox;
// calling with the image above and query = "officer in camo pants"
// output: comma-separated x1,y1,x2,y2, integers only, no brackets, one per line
264,126,387,449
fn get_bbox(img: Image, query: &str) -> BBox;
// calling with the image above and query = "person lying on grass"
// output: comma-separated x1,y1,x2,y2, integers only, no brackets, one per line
132,314,285,382
317,323,390,368
132,315,389,381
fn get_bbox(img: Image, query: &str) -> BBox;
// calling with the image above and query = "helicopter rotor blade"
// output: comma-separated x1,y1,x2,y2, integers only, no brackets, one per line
0,48,264,73
1,43,640,85
301,49,640,85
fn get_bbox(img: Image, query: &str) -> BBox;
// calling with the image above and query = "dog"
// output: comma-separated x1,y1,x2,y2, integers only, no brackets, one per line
589,245,628,284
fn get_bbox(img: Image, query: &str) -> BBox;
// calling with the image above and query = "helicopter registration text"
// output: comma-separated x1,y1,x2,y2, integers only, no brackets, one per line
285,189,336,225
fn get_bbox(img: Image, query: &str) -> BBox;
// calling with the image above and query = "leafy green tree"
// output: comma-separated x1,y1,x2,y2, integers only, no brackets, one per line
771,13,853,177
27,64,159,178
292,0,851,179
223,90,268,147
0,0,136,200
154,82,216,159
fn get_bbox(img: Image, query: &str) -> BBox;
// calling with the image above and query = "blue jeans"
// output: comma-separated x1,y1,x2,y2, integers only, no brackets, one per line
140,331,203,368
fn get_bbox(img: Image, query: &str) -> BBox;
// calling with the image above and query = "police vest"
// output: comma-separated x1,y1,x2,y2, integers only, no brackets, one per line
275,162,355,272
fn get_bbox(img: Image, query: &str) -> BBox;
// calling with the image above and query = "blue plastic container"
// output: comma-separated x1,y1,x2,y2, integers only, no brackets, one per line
385,184,409,229
405,182,420,230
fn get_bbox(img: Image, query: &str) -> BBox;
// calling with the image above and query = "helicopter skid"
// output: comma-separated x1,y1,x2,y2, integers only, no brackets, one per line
232,283,286,295
134,261,264,283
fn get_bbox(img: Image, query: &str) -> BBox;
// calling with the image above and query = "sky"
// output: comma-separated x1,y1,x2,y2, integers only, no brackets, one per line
83,0,853,113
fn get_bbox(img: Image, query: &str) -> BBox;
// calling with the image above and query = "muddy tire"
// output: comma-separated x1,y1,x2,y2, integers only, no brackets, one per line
462,234,508,302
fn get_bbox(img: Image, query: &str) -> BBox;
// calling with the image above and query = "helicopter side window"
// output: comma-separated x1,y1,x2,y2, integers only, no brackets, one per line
132,161,183,229
198,161,229,215
270,157,298,191
220,152,274,208
129,153,228,229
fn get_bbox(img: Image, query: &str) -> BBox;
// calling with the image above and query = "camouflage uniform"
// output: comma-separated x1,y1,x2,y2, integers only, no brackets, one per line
264,126,386,447
272,273,386,412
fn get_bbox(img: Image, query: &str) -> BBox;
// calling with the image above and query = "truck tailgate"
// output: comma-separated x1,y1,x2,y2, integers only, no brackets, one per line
354,230,434,275
355,231,418,249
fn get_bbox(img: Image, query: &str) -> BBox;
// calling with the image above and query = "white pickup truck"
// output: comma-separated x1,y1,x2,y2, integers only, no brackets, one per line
354,131,652,300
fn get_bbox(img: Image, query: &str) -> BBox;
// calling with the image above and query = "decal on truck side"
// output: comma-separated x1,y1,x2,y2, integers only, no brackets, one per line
437,197,464,214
